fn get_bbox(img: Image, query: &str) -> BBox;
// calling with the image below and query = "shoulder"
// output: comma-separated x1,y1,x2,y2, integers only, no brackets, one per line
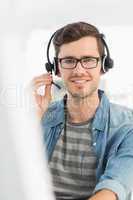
41,99,64,126
96,90,133,129
109,102,133,127
46,99,63,112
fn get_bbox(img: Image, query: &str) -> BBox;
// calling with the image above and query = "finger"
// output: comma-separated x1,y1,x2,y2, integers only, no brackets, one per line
44,84,52,99
34,93,42,106
32,78,53,89
33,73,52,83
32,77,52,86
33,81,52,97
32,79,52,92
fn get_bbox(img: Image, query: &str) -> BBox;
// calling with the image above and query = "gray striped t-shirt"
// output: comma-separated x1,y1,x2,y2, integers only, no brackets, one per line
49,120,97,200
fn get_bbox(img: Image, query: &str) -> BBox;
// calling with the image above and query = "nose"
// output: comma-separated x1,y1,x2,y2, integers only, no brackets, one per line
73,60,85,73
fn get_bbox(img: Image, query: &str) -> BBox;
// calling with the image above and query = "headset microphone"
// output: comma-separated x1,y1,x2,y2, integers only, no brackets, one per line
52,82,61,89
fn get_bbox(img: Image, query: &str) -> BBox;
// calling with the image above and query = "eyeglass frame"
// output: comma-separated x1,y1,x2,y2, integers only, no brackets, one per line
54,56,101,69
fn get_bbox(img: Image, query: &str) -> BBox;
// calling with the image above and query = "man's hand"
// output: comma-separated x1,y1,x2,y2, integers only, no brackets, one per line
89,189,117,200
31,73,53,119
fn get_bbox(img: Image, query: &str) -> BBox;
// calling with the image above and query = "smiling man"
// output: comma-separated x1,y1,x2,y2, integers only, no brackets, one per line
32,22,133,200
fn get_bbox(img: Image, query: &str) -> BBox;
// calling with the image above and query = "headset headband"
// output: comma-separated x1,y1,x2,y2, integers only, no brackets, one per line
45,31,114,74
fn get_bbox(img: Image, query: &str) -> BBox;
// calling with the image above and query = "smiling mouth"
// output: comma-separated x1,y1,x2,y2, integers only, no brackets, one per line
71,80,89,84
72,80,88,83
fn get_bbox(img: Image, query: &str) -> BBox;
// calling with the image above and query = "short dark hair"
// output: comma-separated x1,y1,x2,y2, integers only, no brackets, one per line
53,21,104,57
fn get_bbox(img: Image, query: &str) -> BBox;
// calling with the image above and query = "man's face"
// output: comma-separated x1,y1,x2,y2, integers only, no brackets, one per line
58,36,102,99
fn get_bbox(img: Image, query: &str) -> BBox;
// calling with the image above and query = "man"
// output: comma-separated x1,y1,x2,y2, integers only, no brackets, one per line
32,22,133,200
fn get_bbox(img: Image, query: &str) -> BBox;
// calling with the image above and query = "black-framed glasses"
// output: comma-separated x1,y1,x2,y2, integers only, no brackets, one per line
56,56,100,69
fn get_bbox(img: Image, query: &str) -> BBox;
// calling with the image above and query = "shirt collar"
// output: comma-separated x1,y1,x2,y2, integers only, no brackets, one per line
43,90,110,131
92,90,110,131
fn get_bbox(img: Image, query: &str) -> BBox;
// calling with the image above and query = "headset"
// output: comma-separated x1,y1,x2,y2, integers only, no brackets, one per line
45,31,114,89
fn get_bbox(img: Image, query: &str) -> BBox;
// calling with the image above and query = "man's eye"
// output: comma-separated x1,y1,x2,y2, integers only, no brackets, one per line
64,59,75,64
83,58,95,63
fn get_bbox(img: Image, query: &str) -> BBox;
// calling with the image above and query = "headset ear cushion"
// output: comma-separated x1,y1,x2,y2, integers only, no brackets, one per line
45,62,54,73
104,57,114,71
102,55,114,73
107,57,114,69
54,57,59,75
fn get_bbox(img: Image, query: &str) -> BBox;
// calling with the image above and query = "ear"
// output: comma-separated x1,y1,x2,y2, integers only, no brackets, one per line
100,65,105,75
56,65,62,77
100,57,105,75
57,72,61,77
54,57,60,76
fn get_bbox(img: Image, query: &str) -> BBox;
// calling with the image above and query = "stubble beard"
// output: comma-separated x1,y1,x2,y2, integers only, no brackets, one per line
67,84,98,105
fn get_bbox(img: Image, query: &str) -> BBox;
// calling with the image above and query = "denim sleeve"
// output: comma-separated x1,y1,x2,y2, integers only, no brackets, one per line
94,129,133,200
94,179,131,200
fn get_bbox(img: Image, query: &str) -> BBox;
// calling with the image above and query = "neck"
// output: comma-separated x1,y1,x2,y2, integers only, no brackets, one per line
66,91,100,123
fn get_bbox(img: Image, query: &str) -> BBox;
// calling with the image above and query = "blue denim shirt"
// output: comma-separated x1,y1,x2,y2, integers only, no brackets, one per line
41,90,133,200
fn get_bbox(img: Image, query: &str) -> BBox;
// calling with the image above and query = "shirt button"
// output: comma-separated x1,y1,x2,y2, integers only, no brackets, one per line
93,142,96,146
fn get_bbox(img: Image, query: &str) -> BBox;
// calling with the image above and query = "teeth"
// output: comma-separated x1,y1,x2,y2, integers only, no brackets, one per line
73,80,86,83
